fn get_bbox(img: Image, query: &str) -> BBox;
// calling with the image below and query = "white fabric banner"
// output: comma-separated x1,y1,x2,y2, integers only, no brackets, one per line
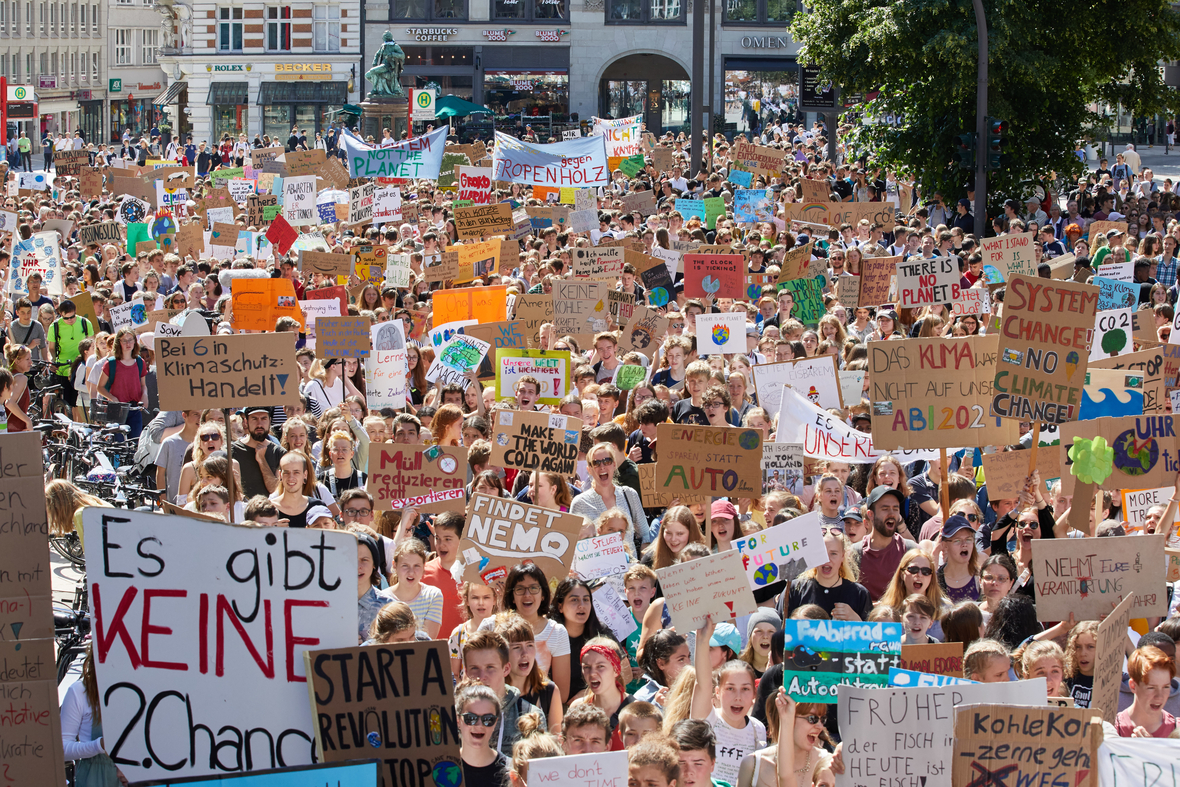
491,131,610,188
592,114,643,158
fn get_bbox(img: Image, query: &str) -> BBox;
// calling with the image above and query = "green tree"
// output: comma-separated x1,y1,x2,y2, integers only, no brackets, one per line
790,0,1180,209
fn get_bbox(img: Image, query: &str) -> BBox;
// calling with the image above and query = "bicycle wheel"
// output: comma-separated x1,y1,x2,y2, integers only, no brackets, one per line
50,532,86,568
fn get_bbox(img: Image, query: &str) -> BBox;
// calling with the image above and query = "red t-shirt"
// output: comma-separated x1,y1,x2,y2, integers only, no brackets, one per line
422,558,463,639
108,358,144,404
856,534,917,601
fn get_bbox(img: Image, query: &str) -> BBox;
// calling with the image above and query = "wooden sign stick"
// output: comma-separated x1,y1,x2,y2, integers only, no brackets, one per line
939,447,951,524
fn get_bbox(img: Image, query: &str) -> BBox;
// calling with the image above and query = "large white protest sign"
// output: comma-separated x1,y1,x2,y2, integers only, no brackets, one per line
837,680,1048,787
372,186,403,224
366,319,409,410
339,125,447,179
492,130,610,188
82,509,357,782
695,311,747,355
734,510,827,590
572,533,629,580
1098,737,1180,787
528,750,629,787
591,581,639,641
593,115,643,158
753,355,844,413
10,230,63,295
656,549,757,631
282,175,317,225
778,385,940,463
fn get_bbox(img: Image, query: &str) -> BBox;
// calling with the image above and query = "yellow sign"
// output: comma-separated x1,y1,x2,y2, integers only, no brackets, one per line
274,63,334,81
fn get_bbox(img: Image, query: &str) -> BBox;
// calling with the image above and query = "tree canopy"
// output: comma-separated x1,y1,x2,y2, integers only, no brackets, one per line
790,0,1180,205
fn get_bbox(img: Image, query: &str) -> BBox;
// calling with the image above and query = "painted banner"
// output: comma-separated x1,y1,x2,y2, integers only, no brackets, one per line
593,114,643,159
781,620,902,702
952,705,1100,787
83,510,357,782
1030,533,1167,620
1057,414,1180,495
695,311,747,354
366,444,467,513
684,252,745,299
752,355,844,415
425,333,491,389
733,510,826,590
654,423,763,497
365,320,408,410
495,348,571,405
157,333,299,410
777,385,941,463
868,336,1020,450
896,256,960,308
491,130,610,188
10,230,63,295
1091,347,1165,414
304,641,460,787
489,409,583,476
460,493,584,585
656,549,758,631
992,275,1099,423
979,231,1036,281
836,680,1047,787
340,125,447,179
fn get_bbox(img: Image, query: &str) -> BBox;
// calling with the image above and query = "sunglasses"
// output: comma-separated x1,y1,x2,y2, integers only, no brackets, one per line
905,566,934,577
797,714,824,725
590,457,615,468
820,526,844,535
964,513,980,523
200,433,221,442
461,712,498,728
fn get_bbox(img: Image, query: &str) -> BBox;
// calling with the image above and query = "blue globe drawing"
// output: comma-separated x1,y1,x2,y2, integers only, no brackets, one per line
752,563,778,586
1112,429,1159,477
738,429,760,450
433,760,463,787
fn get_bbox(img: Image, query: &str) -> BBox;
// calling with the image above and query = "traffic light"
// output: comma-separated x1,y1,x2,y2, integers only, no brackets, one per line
986,117,1009,170
953,133,976,170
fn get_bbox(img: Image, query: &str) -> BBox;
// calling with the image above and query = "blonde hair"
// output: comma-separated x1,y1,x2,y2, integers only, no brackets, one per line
1016,640,1066,695
802,529,858,582
511,714,562,780
660,665,697,733
1064,620,1099,679
878,549,946,615
46,479,110,536
368,600,416,643
963,638,1010,681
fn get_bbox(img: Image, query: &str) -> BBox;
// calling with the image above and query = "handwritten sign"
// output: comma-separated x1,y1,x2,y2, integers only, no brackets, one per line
897,256,960,308
490,409,583,477
733,510,826,590
683,252,745,299
366,444,467,513
1030,533,1167,621
952,705,1100,787
899,642,964,677
858,254,899,307
573,533,630,579
656,549,758,631
751,354,844,415
460,493,584,585
979,448,1061,498
454,203,514,239
315,316,371,358
157,333,298,410
980,231,1035,281
526,751,629,787
82,510,356,782
782,620,902,702
1057,414,1180,495
1098,737,1180,787
1092,593,1134,723
426,333,491,389
654,423,763,497
572,246,625,279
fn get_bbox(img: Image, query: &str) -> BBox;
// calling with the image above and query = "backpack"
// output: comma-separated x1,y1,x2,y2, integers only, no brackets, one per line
104,356,146,393
51,317,91,371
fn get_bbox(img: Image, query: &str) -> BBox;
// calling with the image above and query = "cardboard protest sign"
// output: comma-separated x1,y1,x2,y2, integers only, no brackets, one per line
980,231,1036,281
952,705,1100,787
1120,487,1176,534
513,293,554,345
304,641,460,786
1030,533,1167,620
733,510,826,590
777,241,814,282
638,462,707,507
462,321,528,381
1057,414,1180,495
781,620,902,702
607,289,637,325
454,203,514,239
489,409,583,476
1091,347,1164,414
526,751,629,787
953,287,992,316
433,285,509,326
367,444,467,513
82,510,357,782
572,533,629,579
54,148,89,175
572,246,624,279
299,250,352,278
656,549,758,631
991,275,1099,423
1087,220,1128,241
0,433,64,787
654,423,763,498
1091,593,1134,724
619,189,657,216
762,442,804,491
778,276,826,327
838,680,1047,787
552,279,611,337
898,642,964,677
868,336,1020,450
731,139,787,177
230,277,304,332
425,333,491,389
752,355,844,416
695,311,747,355
858,254,899,307
460,493,584,585
495,348,571,404
798,177,832,203
897,256,960,308
157,333,299,410
620,306,669,359
78,220,121,247
683,252,745,299
315,316,371,358
980,448,1061,498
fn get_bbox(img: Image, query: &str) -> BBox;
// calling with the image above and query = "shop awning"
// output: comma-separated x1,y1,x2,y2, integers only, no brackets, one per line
207,82,248,106
258,81,348,106
435,94,493,119
154,81,186,106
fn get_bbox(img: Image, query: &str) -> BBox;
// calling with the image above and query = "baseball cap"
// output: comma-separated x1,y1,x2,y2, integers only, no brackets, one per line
242,405,272,419
306,505,335,528
711,500,739,520
1105,228,1125,239
864,485,905,511
839,506,863,523
710,623,742,654
941,514,974,539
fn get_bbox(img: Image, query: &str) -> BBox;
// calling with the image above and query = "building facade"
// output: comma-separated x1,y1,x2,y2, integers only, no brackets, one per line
106,0,168,144
0,0,113,144
362,0,802,138
155,0,362,145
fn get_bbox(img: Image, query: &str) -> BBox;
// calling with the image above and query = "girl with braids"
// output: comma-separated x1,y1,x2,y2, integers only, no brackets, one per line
62,644,127,786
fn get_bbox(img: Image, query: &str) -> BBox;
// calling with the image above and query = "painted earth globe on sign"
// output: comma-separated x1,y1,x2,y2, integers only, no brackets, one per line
1111,429,1158,477
712,324,730,346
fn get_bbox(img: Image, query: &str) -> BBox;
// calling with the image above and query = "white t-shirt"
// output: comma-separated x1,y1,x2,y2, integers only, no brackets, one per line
705,707,767,786
533,619,570,676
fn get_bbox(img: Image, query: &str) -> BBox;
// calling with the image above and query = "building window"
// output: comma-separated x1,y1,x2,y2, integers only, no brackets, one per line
494,0,564,22
91,50,96,81
115,28,131,63
723,0,793,25
13,53,19,80
90,1,95,32
48,1,53,32
142,28,157,62
313,5,339,51
37,1,41,33
78,2,83,30
1,2,7,33
393,0,468,21
266,6,291,52
606,0,683,22
70,2,75,34
219,6,242,51
13,2,19,36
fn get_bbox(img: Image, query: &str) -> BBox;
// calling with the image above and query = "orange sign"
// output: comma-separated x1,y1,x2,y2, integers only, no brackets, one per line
230,277,304,332
432,285,509,326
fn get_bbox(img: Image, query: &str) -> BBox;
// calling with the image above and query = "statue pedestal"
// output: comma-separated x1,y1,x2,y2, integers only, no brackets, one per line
359,96,409,142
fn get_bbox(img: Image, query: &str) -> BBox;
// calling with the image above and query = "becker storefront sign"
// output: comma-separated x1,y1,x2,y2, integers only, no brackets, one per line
406,27,457,41
275,63,334,73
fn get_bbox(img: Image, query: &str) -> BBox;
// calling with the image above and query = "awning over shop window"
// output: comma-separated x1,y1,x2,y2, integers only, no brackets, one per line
154,81,186,105
206,82,248,106
257,81,347,105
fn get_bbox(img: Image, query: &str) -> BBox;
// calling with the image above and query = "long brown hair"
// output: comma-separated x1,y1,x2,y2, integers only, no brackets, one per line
642,505,704,569
81,644,100,720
